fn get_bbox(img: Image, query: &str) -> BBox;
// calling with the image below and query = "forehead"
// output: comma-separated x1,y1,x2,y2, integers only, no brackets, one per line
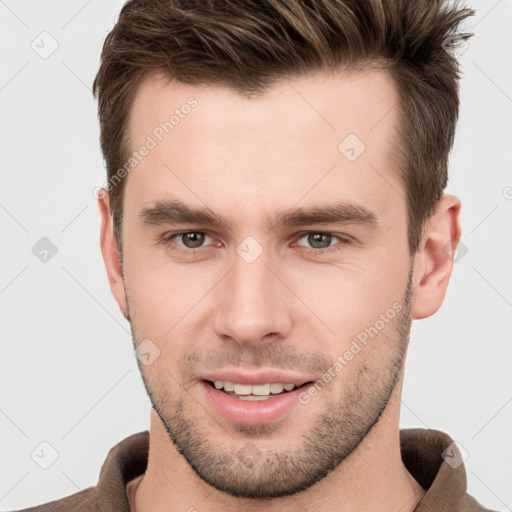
124,69,403,227
128,68,399,150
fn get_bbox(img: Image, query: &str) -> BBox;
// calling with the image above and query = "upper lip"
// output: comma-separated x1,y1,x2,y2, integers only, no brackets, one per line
201,369,315,387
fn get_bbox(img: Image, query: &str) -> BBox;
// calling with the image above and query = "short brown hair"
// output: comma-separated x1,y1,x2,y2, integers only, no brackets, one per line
92,0,474,257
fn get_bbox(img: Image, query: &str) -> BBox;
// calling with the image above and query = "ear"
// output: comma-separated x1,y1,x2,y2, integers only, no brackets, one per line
411,194,462,320
97,190,129,320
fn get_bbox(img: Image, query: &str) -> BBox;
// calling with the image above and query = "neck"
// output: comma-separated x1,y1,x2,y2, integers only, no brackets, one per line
133,377,426,512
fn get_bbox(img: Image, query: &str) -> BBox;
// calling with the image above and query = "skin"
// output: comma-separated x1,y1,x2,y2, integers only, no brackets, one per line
98,69,461,512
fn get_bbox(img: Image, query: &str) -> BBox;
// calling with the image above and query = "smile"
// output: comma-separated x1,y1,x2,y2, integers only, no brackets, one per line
202,379,314,424
211,380,298,400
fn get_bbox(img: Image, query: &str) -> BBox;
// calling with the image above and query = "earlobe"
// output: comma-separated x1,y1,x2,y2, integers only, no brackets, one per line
97,191,128,320
410,194,462,320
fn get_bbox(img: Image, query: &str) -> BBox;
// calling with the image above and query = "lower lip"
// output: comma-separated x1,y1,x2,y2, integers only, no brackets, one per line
200,381,308,425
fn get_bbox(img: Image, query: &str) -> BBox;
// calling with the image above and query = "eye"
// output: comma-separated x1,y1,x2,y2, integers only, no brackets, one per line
294,232,351,254
162,231,216,252
160,230,351,257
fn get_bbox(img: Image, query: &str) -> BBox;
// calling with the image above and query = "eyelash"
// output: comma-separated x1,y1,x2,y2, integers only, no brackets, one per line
160,231,352,257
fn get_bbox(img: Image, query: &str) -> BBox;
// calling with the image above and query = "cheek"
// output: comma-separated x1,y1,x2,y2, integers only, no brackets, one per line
287,259,406,344
124,260,174,332
124,253,218,343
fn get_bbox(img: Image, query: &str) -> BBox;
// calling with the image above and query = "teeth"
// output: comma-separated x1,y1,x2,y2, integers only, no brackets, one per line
224,381,235,392
233,383,252,395
251,384,270,396
212,381,297,396
270,383,284,394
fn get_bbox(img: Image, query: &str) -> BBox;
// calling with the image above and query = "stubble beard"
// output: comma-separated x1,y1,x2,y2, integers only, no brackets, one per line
127,269,414,499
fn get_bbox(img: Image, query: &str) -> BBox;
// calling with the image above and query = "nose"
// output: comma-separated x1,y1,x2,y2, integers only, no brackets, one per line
212,249,293,346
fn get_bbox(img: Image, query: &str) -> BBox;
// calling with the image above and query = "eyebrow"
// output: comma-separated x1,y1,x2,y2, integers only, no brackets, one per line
138,198,380,232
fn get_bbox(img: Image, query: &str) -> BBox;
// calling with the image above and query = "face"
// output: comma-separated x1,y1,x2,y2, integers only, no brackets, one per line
116,70,416,498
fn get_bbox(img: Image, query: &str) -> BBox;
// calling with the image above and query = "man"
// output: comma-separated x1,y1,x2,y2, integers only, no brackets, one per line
13,0,498,511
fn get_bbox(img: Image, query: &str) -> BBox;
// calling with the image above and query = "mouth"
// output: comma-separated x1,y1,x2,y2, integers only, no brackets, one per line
203,379,314,401
199,370,317,424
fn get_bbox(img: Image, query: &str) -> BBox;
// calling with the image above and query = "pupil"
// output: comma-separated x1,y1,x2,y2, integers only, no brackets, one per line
184,232,204,248
309,233,331,249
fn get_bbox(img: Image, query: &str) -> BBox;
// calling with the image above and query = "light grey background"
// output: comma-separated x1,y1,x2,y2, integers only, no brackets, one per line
1,1,511,510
